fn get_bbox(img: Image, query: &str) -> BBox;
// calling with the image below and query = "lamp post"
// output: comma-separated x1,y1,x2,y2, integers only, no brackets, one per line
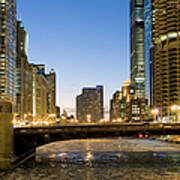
151,108,159,122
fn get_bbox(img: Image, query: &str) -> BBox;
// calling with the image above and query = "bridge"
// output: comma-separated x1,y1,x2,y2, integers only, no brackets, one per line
2,122,180,170
13,123,180,165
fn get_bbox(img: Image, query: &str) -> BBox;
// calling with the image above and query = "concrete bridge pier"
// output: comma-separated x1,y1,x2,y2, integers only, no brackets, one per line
0,102,14,170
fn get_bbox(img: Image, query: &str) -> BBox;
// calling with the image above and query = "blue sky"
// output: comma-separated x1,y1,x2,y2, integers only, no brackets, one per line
17,0,130,114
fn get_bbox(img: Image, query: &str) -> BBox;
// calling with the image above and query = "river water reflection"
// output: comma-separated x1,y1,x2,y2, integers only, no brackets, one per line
2,137,180,180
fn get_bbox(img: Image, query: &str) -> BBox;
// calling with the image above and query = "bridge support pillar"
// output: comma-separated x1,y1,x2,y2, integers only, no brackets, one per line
0,102,14,170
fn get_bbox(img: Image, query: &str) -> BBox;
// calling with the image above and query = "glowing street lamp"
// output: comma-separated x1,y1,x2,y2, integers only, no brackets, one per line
151,108,159,121
86,114,91,123
171,105,178,111
117,118,122,123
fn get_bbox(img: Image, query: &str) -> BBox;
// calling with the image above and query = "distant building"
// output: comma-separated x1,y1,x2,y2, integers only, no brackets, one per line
110,79,131,122
110,79,148,122
60,109,68,124
76,86,104,123
126,98,148,122
122,79,136,102
110,91,122,121
123,81,148,121
56,106,60,119
130,0,145,98
16,21,33,121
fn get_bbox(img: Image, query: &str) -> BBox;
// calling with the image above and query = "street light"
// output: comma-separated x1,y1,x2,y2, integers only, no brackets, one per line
151,108,159,122
171,105,180,122
86,114,91,123
117,118,122,123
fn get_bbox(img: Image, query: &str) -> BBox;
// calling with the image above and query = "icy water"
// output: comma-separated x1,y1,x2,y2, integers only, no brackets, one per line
2,137,180,180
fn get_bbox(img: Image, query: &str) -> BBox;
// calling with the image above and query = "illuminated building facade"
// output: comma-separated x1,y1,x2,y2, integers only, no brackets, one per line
16,21,33,121
124,82,148,121
0,0,16,169
130,0,145,98
153,0,180,117
76,85,104,123
126,98,148,121
121,79,135,121
0,0,16,105
120,79,135,121
110,79,148,122
32,64,48,121
122,79,136,102
46,69,56,116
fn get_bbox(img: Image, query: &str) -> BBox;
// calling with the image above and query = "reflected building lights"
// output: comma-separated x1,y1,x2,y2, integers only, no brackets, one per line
48,153,56,159
85,152,93,162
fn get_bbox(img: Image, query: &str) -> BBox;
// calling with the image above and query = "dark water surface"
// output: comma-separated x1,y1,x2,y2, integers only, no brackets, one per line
2,137,180,180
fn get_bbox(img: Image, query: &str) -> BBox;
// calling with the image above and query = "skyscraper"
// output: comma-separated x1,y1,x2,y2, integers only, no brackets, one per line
130,0,145,98
144,0,153,106
16,21,33,121
46,69,56,116
76,85,104,123
0,0,16,169
31,64,48,121
153,0,180,117
0,0,16,105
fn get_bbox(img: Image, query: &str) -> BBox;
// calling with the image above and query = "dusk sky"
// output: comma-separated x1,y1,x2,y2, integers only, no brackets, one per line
17,0,130,115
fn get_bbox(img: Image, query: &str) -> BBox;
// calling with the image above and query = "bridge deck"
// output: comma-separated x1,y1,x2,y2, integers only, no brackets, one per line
14,123,180,135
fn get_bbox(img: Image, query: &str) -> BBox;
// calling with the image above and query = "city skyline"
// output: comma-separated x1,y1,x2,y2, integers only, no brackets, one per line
17,0,130,113
2,0,180,175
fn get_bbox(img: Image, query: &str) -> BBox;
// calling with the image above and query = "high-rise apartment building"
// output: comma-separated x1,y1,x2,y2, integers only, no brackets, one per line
130,0,145,98
16,21,33,121
153,0,180,117
76,85,104,123
0,0,16,105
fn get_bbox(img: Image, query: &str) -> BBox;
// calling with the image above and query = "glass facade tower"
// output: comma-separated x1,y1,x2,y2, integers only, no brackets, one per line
0,0,16,104
0,0,16,169
144,0,153,106
130,0,145,98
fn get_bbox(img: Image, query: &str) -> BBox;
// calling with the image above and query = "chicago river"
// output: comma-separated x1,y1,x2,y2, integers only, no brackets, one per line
2,137,180,180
